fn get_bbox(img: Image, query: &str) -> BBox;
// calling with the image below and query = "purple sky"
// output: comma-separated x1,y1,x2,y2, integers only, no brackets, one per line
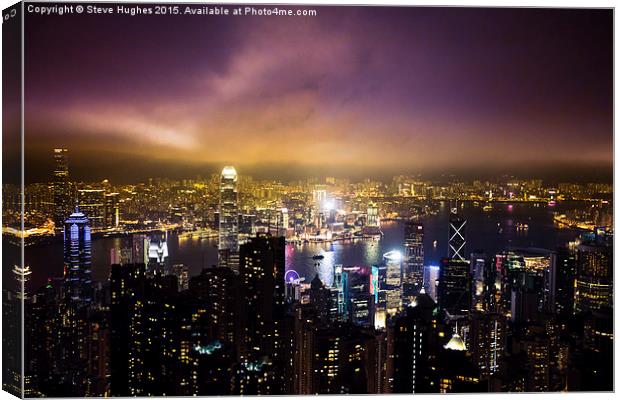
22,6,612,182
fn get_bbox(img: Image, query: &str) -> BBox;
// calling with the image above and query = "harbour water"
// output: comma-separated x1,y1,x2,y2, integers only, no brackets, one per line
12,201,584,292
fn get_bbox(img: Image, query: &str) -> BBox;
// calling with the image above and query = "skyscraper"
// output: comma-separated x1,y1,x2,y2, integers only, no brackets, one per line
382,251,403,316
574,236,613,314
403,221,424,298
438,257,470,316
53,148,71,231
448,206,466,261
63,209,92,304
218,166,239,270
238,234,287,394
393,292,440,393
549,248,576,317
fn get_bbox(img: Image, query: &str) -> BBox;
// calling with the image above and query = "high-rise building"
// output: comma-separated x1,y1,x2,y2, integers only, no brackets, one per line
77,189,105,230
438,258,470,316
549,248,576,317
574,237,613,314
403,222,424,298
469,311,505,378
53,148,71,231
104,192,120,229
131,234,149,265
392,292,440,393
448,207,466,261
63,209,92,304
171,264,189,291
218,166,239,270
188,267,238,345
367,202,379,227
382,251,403,316
238,234,287,394
308,323,370,394
110,263,179,396
423,265,440,302
469,252,495,312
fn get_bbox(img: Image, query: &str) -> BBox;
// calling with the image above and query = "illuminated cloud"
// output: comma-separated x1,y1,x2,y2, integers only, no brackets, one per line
23,7,612,180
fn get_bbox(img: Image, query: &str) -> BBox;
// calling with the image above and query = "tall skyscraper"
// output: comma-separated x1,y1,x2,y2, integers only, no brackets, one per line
218,166,239,270
104,192,120,229
238,234,287,394
574,236,613,314
438,257,470,316
448,206,466,261
393,292,440,393
549,248,576,317
63,209,92,304
403,221,424,298
53,148,71,231
382,251,403,316
469,252,495,312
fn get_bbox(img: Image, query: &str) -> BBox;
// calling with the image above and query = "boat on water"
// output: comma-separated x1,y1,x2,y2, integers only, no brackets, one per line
312,254,325,260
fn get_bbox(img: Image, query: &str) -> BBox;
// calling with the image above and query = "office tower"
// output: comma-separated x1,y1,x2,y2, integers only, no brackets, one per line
470,252,495,312
219,166,239,270
469,311,505,378
104,192,120,229
448,207,466,261
438,257,470,316
63,209,92,304
549,248,576,317
403,221,424,298
238,234,286,394
347,269,372,327
392,292,440,393
573,237,613,313
52,148,72,230
423,265,440,302
56,209,94,396
333,265,348,321
382,251,403,316
77,189,105,230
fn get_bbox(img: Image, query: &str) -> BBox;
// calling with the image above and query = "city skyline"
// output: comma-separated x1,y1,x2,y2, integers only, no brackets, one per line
18,6,613,182
3,3,614,398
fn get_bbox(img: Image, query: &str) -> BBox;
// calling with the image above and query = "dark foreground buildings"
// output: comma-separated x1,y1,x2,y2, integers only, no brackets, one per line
14,207,615,396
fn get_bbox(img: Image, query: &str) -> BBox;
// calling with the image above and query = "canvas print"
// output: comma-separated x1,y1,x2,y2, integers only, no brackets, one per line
2,2,614,397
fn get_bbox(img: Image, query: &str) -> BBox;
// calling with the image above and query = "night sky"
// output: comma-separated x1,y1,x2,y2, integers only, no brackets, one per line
21,5,613,183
